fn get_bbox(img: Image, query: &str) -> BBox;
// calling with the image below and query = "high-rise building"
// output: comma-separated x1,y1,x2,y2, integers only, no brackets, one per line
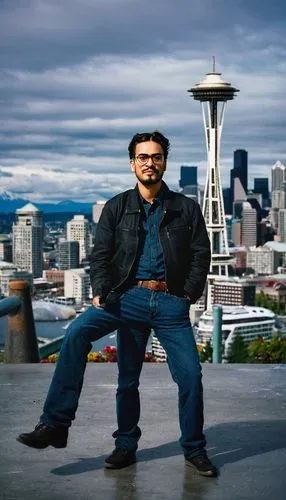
271,161,286,209
213,279,256,306
0,239,12,262
230,149,248,205
58,240,80,270
247,246,279,275
179,165,197,187
92,201,106,224
254,178,269,207
231,219,242,246
0,265,33,296
278,209,286,242
223,188,231,215
66,215,91,263
179,165,199,202
64,268,91,303
12,203,43,278
241,207,257,247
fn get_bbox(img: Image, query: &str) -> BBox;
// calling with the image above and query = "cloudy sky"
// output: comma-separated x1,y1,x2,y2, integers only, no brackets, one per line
0,0,285,203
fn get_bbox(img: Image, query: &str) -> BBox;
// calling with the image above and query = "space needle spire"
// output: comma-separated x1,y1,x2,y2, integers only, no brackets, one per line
188,63,239,308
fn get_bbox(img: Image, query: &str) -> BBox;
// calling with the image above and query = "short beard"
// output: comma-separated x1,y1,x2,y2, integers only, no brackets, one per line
135,168,164,186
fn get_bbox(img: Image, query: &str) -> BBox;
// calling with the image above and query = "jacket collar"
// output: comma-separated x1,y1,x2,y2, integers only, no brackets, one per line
125,181,181,213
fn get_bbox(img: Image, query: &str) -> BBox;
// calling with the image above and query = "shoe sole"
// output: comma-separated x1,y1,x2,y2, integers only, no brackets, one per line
104,459,136,470
185,460,218,477
16,436,67,449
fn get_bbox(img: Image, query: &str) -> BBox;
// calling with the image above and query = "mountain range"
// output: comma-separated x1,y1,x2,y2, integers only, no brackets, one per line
0,191,96,214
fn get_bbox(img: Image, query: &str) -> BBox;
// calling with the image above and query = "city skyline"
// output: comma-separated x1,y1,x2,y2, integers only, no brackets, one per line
0,0,285,203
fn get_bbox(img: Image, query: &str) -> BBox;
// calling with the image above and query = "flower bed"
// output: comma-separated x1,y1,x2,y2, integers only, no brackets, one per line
40,345,158,363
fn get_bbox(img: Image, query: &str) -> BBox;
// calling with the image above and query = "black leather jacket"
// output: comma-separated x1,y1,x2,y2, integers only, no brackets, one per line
90,182,210,304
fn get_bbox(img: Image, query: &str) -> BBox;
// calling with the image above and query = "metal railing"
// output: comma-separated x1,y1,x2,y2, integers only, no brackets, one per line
1,280,39,363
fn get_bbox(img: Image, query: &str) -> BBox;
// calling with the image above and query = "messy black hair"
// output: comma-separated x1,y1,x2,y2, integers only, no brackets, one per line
128,131,170,160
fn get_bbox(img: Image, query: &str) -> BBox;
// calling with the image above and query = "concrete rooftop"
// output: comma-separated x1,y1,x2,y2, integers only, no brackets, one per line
0,363,286,500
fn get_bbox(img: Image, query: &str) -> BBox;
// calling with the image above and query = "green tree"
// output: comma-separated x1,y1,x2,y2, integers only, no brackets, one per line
227,335,249,363
248,334,286,363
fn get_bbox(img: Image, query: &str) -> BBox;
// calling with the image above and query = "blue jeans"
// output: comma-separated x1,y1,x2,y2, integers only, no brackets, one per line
40,287,206,458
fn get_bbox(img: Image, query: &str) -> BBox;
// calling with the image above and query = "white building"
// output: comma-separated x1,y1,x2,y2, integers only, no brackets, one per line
92,201,106,224
0,261,33,296
64,269,91,303
241,207,257,247
12,203,43,278
247,245,279,275
66,215,91,263
271,161,286,210
278,209,286,242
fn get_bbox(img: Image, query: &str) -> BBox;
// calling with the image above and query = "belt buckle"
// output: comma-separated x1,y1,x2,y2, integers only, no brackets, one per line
149,280,157,290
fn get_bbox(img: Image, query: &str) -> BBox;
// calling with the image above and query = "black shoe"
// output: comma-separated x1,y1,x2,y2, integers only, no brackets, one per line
185,451,218,477
105,448,136,469
17,423,68,449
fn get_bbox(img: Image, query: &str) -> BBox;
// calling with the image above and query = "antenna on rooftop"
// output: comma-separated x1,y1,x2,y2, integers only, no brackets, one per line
212,55,216,72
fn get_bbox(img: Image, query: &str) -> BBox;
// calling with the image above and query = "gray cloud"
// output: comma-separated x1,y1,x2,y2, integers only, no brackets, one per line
0,0,285,201
0,169,13,177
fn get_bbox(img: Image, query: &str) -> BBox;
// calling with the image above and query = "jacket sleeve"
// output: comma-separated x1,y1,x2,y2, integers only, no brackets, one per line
90,202,115,298
184,202,211,302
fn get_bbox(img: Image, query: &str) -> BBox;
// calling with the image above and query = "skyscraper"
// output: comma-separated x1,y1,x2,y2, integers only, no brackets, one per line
271,161,286,209
58,240,80,270
278,209,286,242
253,178,269,207
230,149,248,205
12,203,44,278
66,215,91,263
241,207,257,247
179,165,199,202
179,165,197,188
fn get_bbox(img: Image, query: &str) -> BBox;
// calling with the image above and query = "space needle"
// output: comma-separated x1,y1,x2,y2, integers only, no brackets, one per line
188,60,239,309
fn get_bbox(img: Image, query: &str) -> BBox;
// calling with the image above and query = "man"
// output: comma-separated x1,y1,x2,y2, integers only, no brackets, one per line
17,131,217,477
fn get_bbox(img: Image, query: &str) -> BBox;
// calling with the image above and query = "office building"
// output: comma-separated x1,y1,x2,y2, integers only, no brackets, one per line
0,261,33,296
271,161,286,209
43,269,64,285
231,219,242,246
179,165,199,202
213,279,256,306
278,209,286,242
64,268,91,303
247,246,279,275
179,165,197,188
58,240,80,270
12,203,43,278
241,207,257,247
0,240,12,262
254,178,269,207
66,215,91,263
92,201,106,224
230,149,248,204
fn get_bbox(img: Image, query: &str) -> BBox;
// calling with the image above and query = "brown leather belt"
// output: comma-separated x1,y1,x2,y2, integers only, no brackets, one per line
136,280,167,292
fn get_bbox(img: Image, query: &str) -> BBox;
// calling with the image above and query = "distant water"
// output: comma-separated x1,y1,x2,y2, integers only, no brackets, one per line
0,315,117,352
0,315,152,352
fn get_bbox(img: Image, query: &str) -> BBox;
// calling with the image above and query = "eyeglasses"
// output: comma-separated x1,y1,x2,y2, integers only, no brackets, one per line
134,153,164,165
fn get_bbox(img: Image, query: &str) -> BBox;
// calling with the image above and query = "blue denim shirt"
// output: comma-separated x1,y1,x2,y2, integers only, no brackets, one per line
135,191,165,280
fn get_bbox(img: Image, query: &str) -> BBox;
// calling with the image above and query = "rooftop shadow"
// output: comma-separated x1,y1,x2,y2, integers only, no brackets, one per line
51,418,286,476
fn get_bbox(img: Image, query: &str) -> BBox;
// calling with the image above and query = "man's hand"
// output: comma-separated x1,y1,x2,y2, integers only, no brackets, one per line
92,296,101,307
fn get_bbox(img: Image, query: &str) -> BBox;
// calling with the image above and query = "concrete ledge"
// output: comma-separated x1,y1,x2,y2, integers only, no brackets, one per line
0,364,286,500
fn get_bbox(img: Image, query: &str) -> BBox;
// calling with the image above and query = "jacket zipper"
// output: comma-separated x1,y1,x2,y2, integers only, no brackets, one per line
159,208,169,291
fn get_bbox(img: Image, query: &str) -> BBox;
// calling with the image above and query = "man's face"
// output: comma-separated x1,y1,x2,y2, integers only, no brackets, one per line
130,140,166,186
